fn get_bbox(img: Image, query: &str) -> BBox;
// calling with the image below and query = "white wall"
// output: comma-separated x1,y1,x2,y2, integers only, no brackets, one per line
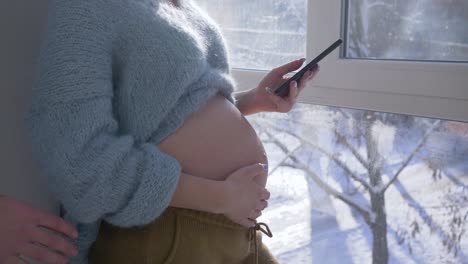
0,0,57,213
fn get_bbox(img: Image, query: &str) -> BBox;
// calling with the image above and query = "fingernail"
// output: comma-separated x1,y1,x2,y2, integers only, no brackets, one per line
292,80,298,88
261,163,269,172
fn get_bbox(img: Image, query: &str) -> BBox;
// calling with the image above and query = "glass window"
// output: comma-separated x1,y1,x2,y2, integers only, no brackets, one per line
196,0,307,70
249,105,468,263
196,1,468,263
344,0,468,62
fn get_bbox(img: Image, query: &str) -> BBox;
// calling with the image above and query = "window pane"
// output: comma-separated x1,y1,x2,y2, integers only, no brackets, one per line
196,0,307,70
249,104,468,263
345,0,468,62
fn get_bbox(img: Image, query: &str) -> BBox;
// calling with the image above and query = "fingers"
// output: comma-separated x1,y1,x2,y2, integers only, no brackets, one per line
19,242,68,264
244,210,264,228
250,210,262,219
239,218,256,228
256,200,268,211
272,58,305,77
29,226,78,257
259,188,270,201
266,88,284,112
297,65,319,93
232,163,267,180
272,66,319,112
225,163,271,228
36,211,78,240
297,71,311,93
288,80,299,103
266,82,295,113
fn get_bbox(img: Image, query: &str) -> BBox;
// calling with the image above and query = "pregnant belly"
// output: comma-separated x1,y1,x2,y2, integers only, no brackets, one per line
158,94,268,187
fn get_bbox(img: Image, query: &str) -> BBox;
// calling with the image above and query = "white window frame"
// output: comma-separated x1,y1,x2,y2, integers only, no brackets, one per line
231,0,468,122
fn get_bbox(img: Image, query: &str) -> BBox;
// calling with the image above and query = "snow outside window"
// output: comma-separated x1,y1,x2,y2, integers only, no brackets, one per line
248,106,468,264
197,1,468,263
307,0,468,122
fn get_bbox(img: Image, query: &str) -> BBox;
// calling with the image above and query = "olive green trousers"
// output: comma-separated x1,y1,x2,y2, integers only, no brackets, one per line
90,207,279,264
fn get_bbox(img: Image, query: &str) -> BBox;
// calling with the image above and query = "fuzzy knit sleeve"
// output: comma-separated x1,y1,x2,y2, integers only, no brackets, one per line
26,0,182,227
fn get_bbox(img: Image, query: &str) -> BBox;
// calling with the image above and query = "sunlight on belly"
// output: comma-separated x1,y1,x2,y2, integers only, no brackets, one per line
158,94,268,185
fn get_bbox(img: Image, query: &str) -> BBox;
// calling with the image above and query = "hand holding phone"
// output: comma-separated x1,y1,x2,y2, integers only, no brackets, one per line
274,39,343,97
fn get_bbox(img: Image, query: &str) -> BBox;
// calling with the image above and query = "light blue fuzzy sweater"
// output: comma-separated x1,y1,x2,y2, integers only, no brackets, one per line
26,0,235,262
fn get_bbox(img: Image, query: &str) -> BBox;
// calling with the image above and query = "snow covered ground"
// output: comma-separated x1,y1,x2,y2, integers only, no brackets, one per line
257,163,468,264
250,111,468,264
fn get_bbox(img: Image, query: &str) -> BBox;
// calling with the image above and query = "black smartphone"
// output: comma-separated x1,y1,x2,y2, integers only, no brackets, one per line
274,39,343,97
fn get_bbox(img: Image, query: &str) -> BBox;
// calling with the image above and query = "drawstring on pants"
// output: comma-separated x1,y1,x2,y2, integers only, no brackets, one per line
248,221,273,264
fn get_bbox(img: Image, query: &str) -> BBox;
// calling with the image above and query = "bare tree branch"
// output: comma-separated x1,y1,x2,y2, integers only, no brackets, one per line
296,155,374,223
337,108,351,119
383,120,441,192
262,128,374,222
262,121,372,191
269,145,302,175
257,115,372,190
334,129,369,170
310,142,372,192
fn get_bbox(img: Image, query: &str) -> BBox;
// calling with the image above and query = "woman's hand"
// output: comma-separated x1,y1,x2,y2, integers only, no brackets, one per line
0,196,78,264
221,163,270,228
235,59,319,115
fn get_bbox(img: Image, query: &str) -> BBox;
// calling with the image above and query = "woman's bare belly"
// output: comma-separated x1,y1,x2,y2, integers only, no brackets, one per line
158,94,268,186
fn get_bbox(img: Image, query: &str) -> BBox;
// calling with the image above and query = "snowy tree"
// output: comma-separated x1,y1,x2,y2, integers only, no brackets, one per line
196,0,468,261
252,107,441,264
